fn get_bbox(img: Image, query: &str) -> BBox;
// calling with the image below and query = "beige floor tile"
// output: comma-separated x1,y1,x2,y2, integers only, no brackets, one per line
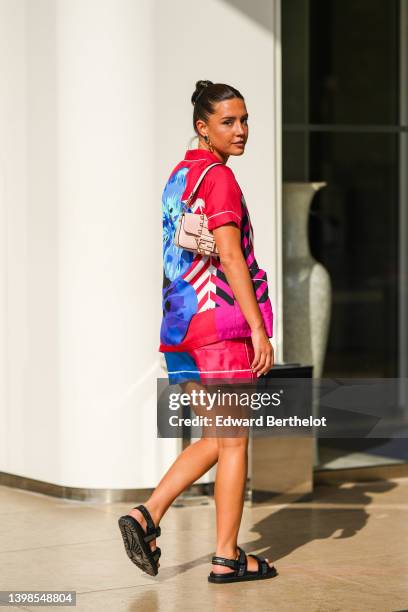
0,505,119,553
0,485,82,514
0,539,153,593
0,604,28,612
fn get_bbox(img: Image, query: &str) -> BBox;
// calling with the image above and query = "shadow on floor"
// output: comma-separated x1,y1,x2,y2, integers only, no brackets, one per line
151,479,397,582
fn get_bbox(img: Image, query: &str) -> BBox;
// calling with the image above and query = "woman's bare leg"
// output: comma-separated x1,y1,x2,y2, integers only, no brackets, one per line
127,380,219,563
212,433,274,574
212,435,248,572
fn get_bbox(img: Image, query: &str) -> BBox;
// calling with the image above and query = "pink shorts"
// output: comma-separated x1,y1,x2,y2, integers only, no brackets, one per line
164,337,257,385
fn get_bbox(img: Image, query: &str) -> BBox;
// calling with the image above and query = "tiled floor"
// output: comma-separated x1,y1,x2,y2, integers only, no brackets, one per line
0,478,407,611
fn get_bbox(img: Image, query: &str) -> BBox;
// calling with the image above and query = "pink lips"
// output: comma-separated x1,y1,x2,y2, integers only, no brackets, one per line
233,142,245,146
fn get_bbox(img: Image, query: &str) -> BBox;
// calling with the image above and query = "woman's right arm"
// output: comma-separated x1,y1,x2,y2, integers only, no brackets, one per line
212,222,274,377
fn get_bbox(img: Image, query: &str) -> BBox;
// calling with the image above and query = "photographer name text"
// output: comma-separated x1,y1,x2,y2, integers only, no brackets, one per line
168,415,327,427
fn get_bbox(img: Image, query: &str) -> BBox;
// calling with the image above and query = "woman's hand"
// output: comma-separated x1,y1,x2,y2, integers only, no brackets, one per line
250,326,274,377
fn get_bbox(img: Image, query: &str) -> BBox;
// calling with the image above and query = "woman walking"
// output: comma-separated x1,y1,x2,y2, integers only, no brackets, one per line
119,80,277,584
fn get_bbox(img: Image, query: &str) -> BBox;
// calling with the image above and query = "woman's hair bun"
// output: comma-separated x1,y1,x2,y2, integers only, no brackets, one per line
191,80,214,105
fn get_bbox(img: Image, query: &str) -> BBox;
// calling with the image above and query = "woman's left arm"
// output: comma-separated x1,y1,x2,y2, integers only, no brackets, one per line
212,223,274,376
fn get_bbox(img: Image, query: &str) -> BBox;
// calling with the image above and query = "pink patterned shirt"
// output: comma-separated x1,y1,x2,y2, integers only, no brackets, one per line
158,148,273,351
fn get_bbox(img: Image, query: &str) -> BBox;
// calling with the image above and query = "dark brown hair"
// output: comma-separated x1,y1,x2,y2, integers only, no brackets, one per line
191,80,244,135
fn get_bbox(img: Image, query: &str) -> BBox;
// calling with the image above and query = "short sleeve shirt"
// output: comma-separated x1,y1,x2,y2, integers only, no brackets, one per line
159,148,273,352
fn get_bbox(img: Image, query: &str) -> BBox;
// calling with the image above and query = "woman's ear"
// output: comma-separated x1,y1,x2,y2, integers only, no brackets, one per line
195,119,207,139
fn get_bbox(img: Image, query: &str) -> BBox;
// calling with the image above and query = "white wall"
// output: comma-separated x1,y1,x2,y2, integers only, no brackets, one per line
0,0,282,490
0,0,30,474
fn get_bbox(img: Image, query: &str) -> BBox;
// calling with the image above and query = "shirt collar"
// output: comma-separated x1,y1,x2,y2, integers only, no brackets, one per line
184,148,224,164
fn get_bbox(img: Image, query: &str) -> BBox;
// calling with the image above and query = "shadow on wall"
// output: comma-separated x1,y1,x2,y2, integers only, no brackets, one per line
220,0,275,34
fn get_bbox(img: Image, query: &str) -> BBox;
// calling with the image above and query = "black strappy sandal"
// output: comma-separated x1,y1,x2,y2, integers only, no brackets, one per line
118,505,162,576
208,545,278,584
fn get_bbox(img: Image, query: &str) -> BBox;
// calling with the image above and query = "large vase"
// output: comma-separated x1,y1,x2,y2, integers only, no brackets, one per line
282,182,331,380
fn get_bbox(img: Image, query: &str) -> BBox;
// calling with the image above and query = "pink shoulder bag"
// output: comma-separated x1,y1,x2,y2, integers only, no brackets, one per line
173,162,223,257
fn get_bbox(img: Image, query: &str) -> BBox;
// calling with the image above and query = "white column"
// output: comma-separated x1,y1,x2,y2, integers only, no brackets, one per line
0,0,178,489
0,0,29,472
56,0,176,488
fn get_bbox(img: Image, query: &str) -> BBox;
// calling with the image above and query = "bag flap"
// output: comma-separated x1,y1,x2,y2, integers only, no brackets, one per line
182,213,203,234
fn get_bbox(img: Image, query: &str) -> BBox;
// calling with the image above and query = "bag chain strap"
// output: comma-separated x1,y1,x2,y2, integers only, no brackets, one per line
168,162,223,224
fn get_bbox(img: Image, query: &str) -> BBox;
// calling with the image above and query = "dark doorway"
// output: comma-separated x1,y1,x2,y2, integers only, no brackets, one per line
282,0,408,469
